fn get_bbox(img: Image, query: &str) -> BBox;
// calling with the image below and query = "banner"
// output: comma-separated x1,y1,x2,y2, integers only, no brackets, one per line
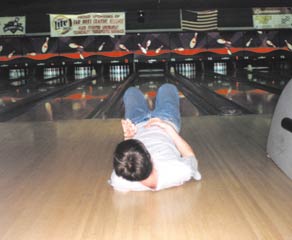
0,16,25,35
253,7,292,15
253,14,292,29
50,12,125,37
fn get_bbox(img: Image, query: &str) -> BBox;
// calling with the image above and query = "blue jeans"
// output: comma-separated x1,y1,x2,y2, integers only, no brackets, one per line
123,83,181,131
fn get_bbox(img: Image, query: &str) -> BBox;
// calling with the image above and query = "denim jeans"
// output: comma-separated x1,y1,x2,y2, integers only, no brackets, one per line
123,83,181,131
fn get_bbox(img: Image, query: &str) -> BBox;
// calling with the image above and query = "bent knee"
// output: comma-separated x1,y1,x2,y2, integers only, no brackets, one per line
124,87,139,97
159,83,178,93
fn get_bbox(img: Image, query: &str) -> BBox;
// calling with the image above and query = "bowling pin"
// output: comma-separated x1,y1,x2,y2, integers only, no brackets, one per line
69,43,84,49
69,43,78,48
0,45,2,52
119,44,130,52
81,91,86,99
145,40,151,50
92,67,96,76
79,51,84,59
217,38,231,45
8,50,15,59
227,87,232,97
257,31,263,34
189,32,198,48
28,52,37,56
284,40,292,51
45,102,53,120
245,38,253,47
225,47,232,55
266,40,276,48
155,45,163,54
217,38,226,44
174,47,184,51
98,42,105,51
225,40,232,45
170,66,175,75
41,37,49,53
138,43,147,54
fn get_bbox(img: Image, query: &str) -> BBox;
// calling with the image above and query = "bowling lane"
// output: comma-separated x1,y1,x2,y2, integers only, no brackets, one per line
136,79,201,117
0,75,73,110
0,65,98,111
107,77,201,118
7,64,283,121
0,87,28,108
242,69,291,89
9,75,201,121
196,71,280,114
8,77,121,122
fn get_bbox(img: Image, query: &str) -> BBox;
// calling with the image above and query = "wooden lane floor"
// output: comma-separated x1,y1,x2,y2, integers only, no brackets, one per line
135,80,201,117
8,81,116,122
0,115,292,239
9,79,201,122
108,80,202,119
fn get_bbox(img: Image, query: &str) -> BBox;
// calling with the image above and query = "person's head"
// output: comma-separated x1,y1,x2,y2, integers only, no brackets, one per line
113,139,152,181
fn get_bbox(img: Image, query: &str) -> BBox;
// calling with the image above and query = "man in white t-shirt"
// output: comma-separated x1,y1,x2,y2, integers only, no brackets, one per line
109,83,201,191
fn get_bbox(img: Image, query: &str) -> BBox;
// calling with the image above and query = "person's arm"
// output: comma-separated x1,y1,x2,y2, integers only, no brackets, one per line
121,119,137,140
145,118,195,157
146,118,202,181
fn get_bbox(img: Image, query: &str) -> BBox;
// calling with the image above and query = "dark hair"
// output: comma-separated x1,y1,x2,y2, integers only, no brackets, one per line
113,139,152,181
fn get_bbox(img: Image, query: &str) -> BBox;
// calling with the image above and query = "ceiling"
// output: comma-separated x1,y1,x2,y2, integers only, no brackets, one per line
1,0,292,15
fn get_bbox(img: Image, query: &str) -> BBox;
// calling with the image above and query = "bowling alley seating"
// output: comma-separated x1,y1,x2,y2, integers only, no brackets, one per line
267,79,292,179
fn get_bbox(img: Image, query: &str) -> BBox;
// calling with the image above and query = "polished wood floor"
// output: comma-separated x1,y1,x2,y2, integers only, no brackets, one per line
0,115,292,240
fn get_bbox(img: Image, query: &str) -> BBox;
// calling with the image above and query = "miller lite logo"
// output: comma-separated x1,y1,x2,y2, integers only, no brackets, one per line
52,15,72,35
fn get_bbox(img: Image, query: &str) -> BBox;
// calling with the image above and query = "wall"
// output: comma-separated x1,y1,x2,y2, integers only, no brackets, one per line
0,30,292,66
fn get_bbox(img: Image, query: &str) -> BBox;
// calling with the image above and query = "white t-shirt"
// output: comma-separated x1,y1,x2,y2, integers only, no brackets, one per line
109,122,201,192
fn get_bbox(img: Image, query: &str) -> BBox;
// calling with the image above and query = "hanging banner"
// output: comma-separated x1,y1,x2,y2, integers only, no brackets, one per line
253,7,292,15
50,12,125,37
253,8,292,29
0,16,25,35
253,14,292,29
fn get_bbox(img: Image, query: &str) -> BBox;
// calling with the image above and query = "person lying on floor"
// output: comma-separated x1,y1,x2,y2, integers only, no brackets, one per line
109,83,201,191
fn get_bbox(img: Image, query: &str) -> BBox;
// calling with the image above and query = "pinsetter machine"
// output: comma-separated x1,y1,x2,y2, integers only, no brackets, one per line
267,79,292,179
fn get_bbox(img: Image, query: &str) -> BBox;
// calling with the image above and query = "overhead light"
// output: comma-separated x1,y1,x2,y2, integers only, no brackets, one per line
137,10,144,23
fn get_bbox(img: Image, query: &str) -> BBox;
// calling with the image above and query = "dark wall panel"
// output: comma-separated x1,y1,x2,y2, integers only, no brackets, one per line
218,8,253,28
26,14,50,34
126,9,180,30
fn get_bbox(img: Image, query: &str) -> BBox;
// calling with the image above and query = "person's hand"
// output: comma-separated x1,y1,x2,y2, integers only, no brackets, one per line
145,118,174,132
146,118,195,158
121,119,137,140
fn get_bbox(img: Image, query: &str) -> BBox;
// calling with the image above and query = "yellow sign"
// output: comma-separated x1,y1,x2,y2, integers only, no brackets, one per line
50,12,125,37
253,14,292,29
